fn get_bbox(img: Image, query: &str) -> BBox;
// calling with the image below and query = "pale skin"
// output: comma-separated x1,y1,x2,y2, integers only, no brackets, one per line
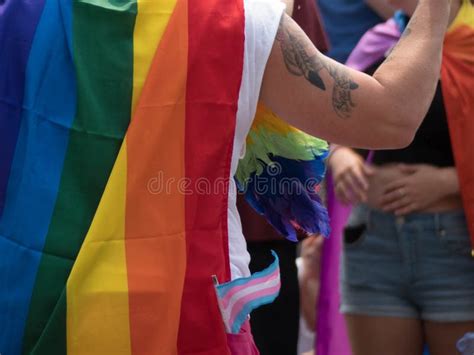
327,1,474,354
299,235,323,331
329,148,461,214
261,0,452,149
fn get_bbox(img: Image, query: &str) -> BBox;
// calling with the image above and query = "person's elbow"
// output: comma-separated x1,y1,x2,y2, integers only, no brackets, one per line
367,95,426,149
375,109,421,149
384,122,417,149
331,118,417,150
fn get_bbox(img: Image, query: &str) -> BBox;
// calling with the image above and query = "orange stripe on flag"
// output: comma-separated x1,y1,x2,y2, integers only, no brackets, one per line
125,0,188,353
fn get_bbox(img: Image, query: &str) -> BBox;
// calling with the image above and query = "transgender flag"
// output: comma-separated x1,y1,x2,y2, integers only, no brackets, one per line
215,251,281,334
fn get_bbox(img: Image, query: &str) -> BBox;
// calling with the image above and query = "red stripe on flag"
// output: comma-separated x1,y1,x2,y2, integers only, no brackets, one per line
442,24,474,252
178,0,245,353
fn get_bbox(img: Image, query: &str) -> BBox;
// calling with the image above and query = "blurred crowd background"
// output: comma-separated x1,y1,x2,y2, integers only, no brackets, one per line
239,1,474,354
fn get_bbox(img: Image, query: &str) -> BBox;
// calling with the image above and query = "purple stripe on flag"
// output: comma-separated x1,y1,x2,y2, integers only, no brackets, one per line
0,0,47,217
316,176,352,355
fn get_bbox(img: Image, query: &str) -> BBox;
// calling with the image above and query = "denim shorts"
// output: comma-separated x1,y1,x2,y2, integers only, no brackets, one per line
340,205,474,322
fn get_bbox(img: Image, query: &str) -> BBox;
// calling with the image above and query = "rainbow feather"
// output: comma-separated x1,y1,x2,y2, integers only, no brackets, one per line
236,103,330,241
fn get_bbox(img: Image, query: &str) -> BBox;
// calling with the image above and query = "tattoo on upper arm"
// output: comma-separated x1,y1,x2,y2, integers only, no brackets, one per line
275,15,359,119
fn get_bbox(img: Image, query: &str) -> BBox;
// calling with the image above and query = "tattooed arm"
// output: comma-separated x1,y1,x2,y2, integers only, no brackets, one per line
260,0,451,149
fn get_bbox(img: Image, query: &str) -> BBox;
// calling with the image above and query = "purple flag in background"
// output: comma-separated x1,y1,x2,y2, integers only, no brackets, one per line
345,18,401,71
316,176,352,355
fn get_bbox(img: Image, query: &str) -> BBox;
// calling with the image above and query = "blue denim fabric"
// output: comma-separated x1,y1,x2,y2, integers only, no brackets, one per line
340,205,474,321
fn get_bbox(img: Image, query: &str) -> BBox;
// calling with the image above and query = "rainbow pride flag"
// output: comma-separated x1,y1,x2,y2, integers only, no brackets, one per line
442,0,474,255
0,0,329,353
0,0,245,353
214,251,281,335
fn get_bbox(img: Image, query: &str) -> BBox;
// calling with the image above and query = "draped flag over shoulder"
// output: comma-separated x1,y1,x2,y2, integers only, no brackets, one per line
214,251,281,335
442,0,474,255
0,0,329,353
0,0,245,353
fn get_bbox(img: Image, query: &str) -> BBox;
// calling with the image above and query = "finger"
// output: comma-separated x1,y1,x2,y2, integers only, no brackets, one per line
333,169,351,189
340,170,356,186
380,186,407,206
383,196,412,213
347,182,368,204
341,170,367,195
352,166,370,190
342,173,368,203
394,202,418,216
339,173,360,199
383,179,408,195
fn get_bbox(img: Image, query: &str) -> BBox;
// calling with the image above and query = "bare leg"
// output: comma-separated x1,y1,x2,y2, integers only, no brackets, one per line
424,321,474,355
345,315,424,355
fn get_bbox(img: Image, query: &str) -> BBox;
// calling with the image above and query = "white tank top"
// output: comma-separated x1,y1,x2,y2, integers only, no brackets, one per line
228,0,285,279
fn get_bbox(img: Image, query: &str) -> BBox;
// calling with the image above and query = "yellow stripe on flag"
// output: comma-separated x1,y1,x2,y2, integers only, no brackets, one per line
448,0,474,32
67,143,131,355
132,0,177,112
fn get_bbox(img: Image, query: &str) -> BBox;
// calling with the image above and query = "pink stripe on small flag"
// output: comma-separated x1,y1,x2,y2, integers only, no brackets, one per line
227,282,281,329
214,250,281,334
220,267,280,309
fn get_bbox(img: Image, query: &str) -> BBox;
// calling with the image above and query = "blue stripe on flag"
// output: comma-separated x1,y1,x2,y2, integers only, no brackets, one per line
0,0,76,353
230,293,281,334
